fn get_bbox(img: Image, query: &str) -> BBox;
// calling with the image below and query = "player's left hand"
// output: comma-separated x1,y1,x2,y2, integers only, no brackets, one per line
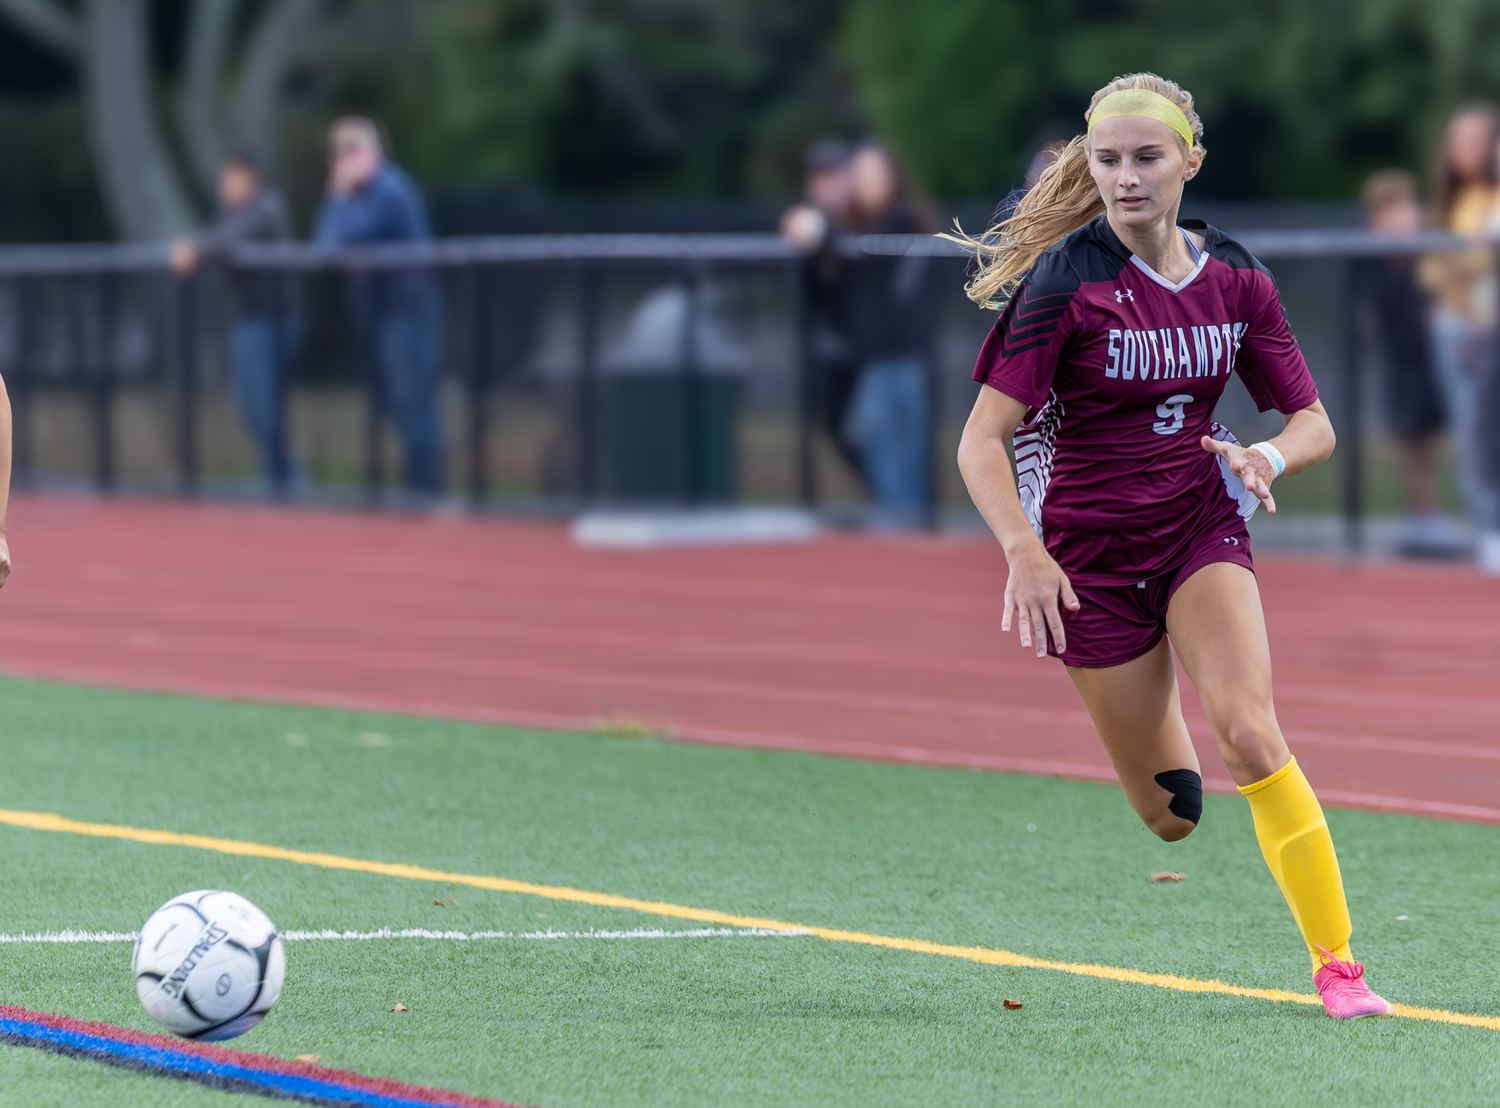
0,534,13,588
1200,436,1277,514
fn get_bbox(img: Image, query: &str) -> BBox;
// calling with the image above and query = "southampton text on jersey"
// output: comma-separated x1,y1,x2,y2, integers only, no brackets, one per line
1103,322,1246,381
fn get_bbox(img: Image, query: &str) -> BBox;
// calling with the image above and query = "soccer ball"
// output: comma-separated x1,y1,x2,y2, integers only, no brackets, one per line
132,890,285,1041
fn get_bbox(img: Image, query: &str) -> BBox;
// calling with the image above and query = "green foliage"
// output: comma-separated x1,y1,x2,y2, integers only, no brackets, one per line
841,1,1080,199
414,0,852,196
0,18,106,242
841,0,1500,199
0,101,108,242
7,0,1500,236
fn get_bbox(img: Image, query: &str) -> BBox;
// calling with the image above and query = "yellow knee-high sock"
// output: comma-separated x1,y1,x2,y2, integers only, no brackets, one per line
1238,757,1353,971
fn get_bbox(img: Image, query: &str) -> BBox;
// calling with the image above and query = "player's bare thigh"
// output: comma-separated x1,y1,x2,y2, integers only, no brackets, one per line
1164,561,1291,787
1066,637,1200,841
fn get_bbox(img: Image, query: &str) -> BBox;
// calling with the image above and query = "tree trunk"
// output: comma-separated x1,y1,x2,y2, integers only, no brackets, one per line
0,0,79,60
234,0,322,176
177,0,238,199
83,0,196,239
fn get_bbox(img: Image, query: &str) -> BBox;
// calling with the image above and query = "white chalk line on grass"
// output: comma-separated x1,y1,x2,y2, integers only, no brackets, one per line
0,926,811,944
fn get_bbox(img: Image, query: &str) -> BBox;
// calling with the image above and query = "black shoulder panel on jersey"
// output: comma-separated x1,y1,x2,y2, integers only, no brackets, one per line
1182,219,1274,277
998,248,1081,357
1071,215,1135,282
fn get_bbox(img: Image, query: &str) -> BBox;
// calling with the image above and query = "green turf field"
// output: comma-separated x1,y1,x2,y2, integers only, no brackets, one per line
0,675,1497,1107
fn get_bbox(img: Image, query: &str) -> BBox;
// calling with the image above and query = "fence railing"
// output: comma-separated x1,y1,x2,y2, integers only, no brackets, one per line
0,229,1474,550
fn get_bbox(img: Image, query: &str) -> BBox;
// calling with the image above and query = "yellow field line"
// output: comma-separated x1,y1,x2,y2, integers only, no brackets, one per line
2,807,1494,1032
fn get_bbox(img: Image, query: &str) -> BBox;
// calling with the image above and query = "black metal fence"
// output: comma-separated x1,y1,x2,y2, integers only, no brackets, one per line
0,229,1474,549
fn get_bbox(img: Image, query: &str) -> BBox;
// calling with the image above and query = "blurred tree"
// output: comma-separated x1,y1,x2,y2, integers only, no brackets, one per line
840,0,1500,202
0,0,195,237
0,0,415,239
0,0,1498,242
413,0,854,196
0,8,106,241
0,0,332,238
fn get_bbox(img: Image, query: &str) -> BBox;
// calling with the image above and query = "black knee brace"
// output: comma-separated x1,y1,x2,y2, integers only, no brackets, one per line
1154,769,1203,825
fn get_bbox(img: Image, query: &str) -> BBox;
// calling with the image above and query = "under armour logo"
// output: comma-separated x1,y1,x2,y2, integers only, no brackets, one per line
1223,536,1240,545
1115,288,1134,303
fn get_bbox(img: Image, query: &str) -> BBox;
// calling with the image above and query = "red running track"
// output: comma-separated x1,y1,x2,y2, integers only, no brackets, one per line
2,496,1499,825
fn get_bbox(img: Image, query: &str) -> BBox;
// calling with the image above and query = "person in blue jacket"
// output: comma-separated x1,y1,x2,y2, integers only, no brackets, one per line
314,116,444,496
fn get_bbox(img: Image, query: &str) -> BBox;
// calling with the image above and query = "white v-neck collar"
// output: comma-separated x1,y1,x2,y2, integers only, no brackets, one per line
1129,247,1208,294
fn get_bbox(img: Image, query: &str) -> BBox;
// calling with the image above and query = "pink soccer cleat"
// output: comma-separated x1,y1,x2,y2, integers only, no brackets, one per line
1313,951,1395,1019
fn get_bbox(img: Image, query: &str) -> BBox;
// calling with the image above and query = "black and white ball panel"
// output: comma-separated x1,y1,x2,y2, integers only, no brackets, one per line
132,889,285,1041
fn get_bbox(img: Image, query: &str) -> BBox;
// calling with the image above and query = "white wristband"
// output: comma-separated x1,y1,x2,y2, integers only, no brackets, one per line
1246,441,1285,478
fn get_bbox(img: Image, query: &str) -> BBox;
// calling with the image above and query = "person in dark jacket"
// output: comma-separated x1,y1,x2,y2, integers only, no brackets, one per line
1356,169,1457,556
172,153,298,492
841,142,938,525
780,139,865,477
313,116,444,497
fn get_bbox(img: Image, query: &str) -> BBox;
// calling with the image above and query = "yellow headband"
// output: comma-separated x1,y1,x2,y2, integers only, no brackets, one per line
1087,88,1194,148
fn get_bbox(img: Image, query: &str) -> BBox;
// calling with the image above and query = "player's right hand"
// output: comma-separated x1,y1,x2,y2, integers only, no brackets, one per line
1200,435,1277,514
0,535,13,589
1002,542,1079,659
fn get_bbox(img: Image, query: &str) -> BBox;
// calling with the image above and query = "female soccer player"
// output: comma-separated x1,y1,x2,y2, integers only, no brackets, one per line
955,73,1392,1018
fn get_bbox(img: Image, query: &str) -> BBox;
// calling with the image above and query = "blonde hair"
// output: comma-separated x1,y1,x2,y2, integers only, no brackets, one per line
947,73,1205,309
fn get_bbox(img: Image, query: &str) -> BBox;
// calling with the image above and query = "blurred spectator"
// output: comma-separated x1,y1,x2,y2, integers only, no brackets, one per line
1356,170,1454,557
1024,141,1068,190
993,139,1068,225
842,142,938,526
780,139,865,476
1418,103,1500,570
780,138,853,252
314,117,444,498
171,154,298,494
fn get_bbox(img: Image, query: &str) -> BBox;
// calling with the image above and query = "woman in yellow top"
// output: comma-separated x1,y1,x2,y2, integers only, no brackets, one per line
1418,103,1500,572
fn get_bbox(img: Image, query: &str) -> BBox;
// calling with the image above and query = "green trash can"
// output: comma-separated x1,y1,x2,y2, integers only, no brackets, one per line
604,374,741,500
601,284,748,501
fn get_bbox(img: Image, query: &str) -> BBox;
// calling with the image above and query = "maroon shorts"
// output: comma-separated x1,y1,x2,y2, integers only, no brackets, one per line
1047,524,1255,669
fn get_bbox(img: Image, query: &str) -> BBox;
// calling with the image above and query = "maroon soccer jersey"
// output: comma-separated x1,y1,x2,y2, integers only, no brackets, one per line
971,216,1319,584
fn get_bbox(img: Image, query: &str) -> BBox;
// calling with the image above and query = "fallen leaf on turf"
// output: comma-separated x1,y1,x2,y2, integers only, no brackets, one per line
591,718,654,737
1150,872,1185,883
391,1004,408,1012
293,1055,321,1065
1003,999,1023,1010
434,899,458,906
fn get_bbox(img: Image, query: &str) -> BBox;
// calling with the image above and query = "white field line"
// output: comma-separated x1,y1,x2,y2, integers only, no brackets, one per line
0,926,810,944
0,930,139,943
